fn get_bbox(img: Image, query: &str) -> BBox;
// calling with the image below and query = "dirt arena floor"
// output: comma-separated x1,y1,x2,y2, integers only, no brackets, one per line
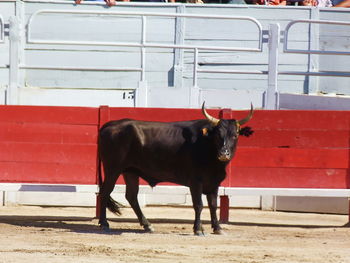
0,206,349,263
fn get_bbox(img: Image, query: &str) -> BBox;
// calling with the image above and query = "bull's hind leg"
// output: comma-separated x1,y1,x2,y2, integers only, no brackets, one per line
123,173,154,233
98,168,120,231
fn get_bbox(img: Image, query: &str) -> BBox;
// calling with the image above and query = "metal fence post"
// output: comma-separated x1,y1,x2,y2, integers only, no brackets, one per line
190,48,200,108
8,16,20,105
135,15,148,107
264,23,280,110
173,5,185,89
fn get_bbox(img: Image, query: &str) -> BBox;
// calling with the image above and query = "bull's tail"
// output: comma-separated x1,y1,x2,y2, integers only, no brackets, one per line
97,148,123,216
107,196,123,216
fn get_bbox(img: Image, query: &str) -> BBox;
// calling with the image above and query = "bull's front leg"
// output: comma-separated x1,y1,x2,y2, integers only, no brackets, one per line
206,188,223,235
189,183,204,236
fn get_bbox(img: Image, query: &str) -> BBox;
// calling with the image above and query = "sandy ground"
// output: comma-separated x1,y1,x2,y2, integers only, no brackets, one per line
0,205,349,263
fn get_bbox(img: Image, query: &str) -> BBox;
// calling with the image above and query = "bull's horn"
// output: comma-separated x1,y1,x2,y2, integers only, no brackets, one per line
202,102,220,126
238,103,254,125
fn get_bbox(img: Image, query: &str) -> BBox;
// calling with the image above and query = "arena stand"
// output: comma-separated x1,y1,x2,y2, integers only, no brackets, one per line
0,105,349,225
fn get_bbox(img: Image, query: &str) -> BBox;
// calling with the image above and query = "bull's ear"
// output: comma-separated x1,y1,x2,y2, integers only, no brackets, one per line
239,126,254,137
202,128,209,136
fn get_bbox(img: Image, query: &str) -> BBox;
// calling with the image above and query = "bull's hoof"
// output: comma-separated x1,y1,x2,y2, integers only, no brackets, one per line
194,230,205,236
213,229,225,235
100,225,111,233
100,225,110,232
99,221,110,232
143,225,155,233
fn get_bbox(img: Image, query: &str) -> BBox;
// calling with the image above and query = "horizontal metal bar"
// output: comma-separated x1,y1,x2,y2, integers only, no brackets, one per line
27,9,263,52
21,65,142,72
29,9,263,23
27,39,262,53
284,19,350,55
19,67,350,78
198,69,268,75
284,49,350,56
198,69,350,77
279,71,350,77
286,19,350,28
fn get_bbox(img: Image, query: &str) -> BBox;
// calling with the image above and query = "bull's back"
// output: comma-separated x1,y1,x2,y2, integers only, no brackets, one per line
98,119,204,171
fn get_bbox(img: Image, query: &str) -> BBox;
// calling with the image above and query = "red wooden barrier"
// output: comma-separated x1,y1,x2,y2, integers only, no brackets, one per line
0,105,99,184
99,107,350,190
231,110,350,189
0,105,349,223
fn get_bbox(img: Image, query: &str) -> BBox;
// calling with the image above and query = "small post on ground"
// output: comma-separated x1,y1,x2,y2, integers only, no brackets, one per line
347,197,350,227
219,195,229,223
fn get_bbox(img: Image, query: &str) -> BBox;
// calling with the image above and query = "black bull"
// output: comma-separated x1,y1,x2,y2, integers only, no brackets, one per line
97,103,253,235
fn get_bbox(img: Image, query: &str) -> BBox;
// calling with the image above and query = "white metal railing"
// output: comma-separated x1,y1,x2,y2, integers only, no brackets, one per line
27,9,263,85
281,19,350,78
261,19,350,110
0,15,4,43
284,19,350,56
7,8,350,109
27,10,263,52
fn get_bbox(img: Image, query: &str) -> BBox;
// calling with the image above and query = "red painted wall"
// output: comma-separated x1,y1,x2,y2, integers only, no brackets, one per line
0,105,99,184
0,105,349,189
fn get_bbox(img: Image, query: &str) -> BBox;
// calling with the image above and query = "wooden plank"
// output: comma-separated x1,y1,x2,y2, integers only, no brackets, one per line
186,6,311,22
245,110,350,130
19,88,135,107
24,70,141,90
0,162,96,184
0,105,99,125
233,147,349,169
25,50,143,68
0,142,97,165
238,130,349,149
320,10,350,21
108,107,221,122
30,14,144,43
0,123,97,144
229,167,349,189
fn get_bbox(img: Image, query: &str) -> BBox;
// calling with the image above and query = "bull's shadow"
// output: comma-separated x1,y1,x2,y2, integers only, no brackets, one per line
0,215,141,235
0,215,346,234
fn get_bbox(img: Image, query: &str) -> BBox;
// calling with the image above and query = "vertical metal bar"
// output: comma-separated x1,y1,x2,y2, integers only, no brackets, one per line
8,16,20,105
306,8,320,94
193,48,198,88
141,16,146,82
0,15,4,43
189,48,200,108
173,5,185,89
264,23,280,110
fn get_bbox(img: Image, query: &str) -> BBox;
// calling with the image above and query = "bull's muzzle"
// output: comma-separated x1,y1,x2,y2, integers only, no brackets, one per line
218,149,232,162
